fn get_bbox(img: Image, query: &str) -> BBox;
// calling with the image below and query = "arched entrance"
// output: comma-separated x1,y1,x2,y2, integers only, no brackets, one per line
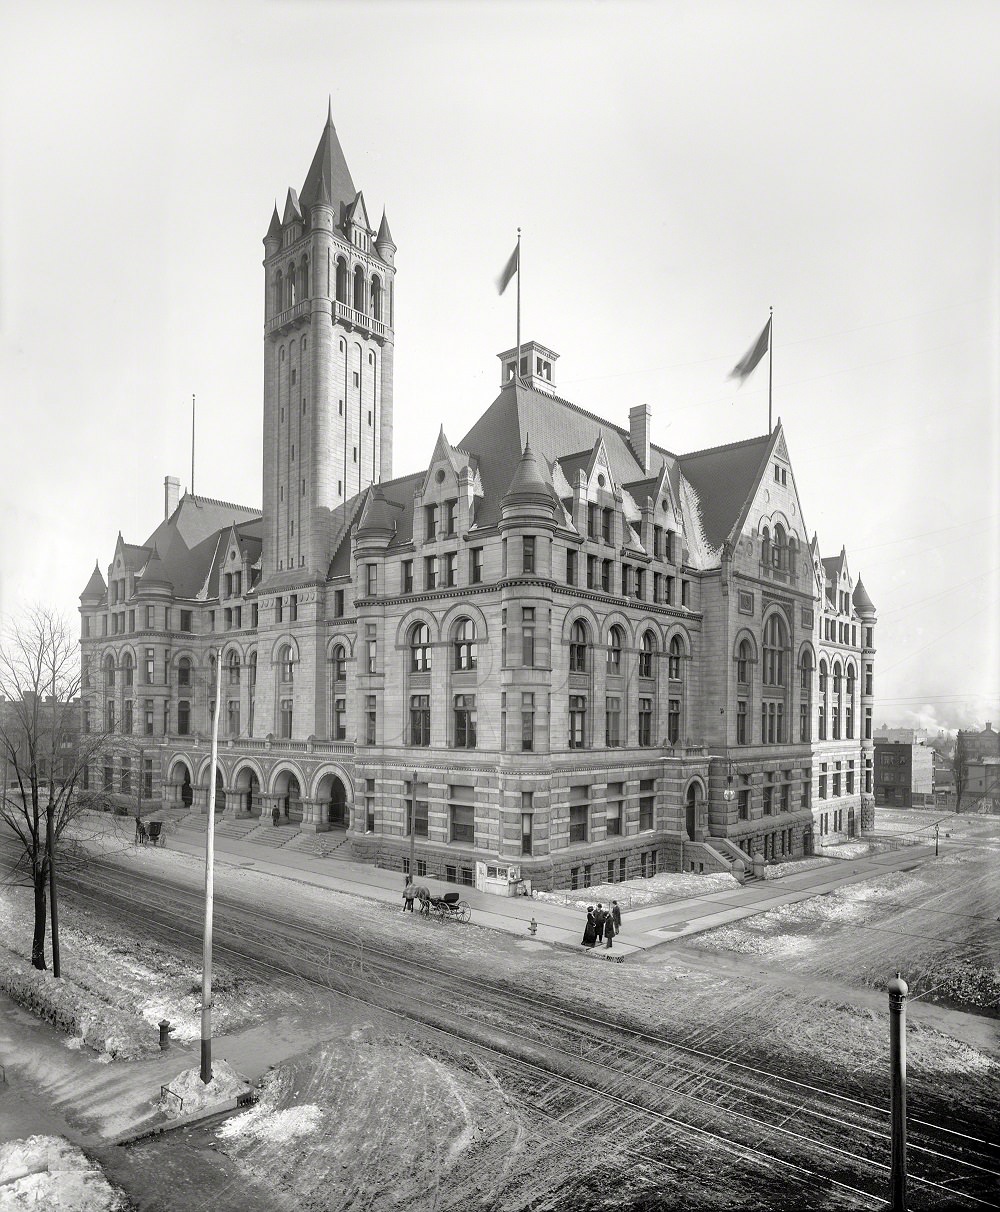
684,781,704,841
317,772,349,829
214,768,226,813
169,760,194,809
234,767,260,817
273,770,303,823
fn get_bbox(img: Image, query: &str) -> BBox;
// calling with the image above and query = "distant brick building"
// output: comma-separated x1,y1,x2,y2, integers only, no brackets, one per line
958,722,1000,761
78,111,878,889
874,739,935,808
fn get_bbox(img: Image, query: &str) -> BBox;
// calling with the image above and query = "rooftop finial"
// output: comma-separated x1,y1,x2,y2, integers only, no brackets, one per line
327,95,333,125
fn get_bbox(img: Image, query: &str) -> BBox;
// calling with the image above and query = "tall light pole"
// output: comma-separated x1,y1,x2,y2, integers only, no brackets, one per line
888,974,909,1211
200,651,222,1084
409,769,417,878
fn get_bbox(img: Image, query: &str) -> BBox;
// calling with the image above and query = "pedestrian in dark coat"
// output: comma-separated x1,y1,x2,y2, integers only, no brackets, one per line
582,906,598,948
593,903,607,939
603,911,616,949
611,900,622,933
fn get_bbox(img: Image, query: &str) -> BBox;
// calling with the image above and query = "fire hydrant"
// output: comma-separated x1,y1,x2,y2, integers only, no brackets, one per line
158,1019,173,1050
528,917,538,936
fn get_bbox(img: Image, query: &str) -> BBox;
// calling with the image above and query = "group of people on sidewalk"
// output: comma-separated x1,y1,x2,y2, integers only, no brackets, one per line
582,900,620,949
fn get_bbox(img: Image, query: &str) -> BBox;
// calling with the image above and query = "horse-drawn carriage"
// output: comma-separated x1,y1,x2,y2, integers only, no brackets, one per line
402,884,471,922
427,891,471,922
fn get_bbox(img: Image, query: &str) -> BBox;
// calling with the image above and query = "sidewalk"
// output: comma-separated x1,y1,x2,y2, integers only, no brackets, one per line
157,819,935,958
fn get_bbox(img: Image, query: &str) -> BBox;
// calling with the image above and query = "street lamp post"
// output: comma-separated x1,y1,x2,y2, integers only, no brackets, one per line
409,769,417,879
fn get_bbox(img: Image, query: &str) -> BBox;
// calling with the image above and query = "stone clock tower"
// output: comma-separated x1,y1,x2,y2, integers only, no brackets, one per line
261,104,396,579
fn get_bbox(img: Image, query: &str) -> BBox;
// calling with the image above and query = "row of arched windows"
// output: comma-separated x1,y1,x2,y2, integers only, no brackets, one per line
761,523,798,574
818,657,857,740
272,256,385,323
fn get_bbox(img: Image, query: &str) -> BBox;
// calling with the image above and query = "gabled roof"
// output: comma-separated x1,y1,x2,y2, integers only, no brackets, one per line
300,108,358,217
282,187,303,225
344,190,370,232
136,494,262,599
676,431,773,550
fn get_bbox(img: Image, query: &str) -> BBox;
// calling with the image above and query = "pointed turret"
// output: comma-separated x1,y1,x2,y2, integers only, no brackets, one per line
502,439,556,519
80,561,107,604
300,107,357,216
376,208,396,265
355,485,400,541
137,544,174,594
852,577,876,618
282,187,303,226
265,204,281,240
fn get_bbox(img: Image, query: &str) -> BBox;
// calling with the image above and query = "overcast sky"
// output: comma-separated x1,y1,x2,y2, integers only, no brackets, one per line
1,1,997,732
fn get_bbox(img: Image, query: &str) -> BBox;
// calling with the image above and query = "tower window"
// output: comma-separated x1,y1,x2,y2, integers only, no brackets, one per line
368,411,372,426
291,369,296,385
302,399,307,414
353,372,360,387
353,447,357,463
339,399,344,415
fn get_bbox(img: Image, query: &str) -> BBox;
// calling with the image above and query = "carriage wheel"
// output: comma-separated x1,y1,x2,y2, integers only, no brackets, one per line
457,901,471,922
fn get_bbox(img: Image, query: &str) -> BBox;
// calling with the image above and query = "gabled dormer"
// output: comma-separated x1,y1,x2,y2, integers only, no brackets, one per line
414,427,481,543
345,191,372,252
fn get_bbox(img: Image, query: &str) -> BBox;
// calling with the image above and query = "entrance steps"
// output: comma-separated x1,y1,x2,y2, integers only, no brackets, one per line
683,840,736,876
214,817,261,842
284,831,352,860
241,823,301,849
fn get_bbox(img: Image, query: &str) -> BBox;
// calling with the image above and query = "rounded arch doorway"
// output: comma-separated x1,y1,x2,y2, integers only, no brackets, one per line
273,770,303,823
234,767,260,818
169,760,194,809
684,781,705,841
317,772,349,829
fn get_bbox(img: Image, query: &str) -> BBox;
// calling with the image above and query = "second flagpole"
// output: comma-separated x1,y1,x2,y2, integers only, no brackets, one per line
516,227,522,382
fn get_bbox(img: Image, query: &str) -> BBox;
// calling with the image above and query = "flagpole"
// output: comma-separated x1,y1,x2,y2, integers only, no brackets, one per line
768,306,773,435
516,227,522,384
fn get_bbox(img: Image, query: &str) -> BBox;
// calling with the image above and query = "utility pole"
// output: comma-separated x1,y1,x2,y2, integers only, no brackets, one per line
409,769,417,878
934,822,939,857
888,974,909,1212
200,653,222,1084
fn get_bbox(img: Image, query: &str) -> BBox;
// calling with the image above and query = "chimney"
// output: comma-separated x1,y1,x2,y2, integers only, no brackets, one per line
629,404,651,472
164,476,180,519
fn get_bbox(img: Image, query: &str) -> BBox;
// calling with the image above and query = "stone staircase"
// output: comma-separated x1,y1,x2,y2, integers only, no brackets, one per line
214,817,262,842
683,840,737,876
241,823,302,850
284,831,352,860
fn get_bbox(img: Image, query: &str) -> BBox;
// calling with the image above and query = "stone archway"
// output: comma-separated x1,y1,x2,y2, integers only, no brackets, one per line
214,768,226,813
168,759,194,809
684,779,706,841
273,769,303,823
317,772,350,829
233,766,260,818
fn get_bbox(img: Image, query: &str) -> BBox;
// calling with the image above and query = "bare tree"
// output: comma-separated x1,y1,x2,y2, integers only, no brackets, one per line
0,606,120,971
951,730,970,814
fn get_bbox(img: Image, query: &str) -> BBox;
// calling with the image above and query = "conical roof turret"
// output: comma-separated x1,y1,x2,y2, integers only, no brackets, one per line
502,439,556,518
137,544,173,594
355,485,399,540
852,577,876,616
300,105,357,214
80,560,107,604
265,204,282,241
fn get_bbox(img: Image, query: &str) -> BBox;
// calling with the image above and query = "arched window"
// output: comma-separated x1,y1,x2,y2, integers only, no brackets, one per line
274,269,283,315
353,265,366,312
737,638,752,686
104,655,116,688
763,614,787,686
668,635,683,680
818,659,828,740
607,625,624,673
287,262,297,306
639,630,656,678
278,644,294,682
177,657,191,688
371,275,382,321
410,623,431,672
227,652,241,685
761,525,771,566
832,660,843,739
788,535,798,575
800,650,813,692
335,257,348,304
121,651,134,687
331,644,346,682
298,256,308,301
772,523,786,570
453,618,477,671
569,620,589,673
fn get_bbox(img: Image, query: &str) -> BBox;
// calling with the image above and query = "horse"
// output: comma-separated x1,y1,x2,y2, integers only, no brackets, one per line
135,818,148,846
402,884,431,915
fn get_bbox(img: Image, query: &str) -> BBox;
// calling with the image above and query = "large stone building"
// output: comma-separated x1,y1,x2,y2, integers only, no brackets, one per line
874,737,935,808
78,113,877,890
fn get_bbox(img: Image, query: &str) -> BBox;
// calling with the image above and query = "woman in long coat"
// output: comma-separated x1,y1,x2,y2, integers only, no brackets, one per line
582,906,598,948
603,911,617,949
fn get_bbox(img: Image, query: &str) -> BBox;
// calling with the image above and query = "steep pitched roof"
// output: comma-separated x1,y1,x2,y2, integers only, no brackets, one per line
376,208,394,245
853,577,876,614
300,109,358,216
458,380,674,529
676,431,773,550
137,495,261,599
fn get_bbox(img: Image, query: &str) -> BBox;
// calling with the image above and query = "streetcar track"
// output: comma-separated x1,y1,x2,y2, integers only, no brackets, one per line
54,858,1000,1208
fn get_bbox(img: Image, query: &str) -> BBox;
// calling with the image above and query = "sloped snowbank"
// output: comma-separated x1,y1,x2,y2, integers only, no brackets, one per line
158,1059,251,1118
0,1135,131,1211
536,869,737,913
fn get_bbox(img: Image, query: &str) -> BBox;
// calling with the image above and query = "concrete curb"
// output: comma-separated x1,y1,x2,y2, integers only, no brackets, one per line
111,1089,258,1147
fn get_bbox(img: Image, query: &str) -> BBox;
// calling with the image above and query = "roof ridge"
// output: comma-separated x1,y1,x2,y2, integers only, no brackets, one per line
512,381,679,462
187,494,261,514
679,431,772,462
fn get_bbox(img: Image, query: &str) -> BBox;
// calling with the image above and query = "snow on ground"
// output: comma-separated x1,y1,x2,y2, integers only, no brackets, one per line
762,856,830,879
159,1059,251,1117
0,1135,129,1211
536,869,737,912
0,859,313,1059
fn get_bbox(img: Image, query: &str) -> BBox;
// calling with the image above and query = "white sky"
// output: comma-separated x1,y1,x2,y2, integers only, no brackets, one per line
1,0,997,732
